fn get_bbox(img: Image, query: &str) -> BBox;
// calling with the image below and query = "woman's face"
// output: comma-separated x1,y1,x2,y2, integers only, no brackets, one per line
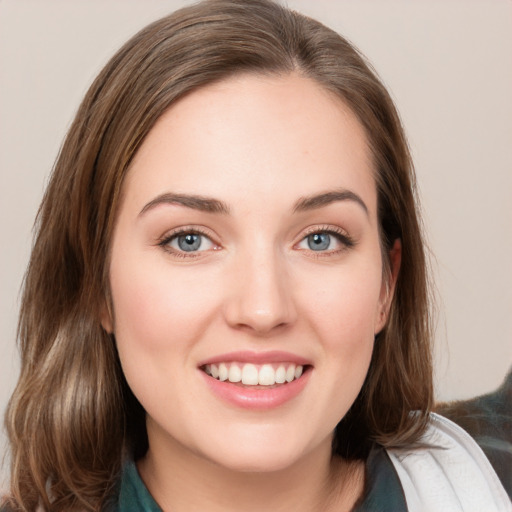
106,73,395,472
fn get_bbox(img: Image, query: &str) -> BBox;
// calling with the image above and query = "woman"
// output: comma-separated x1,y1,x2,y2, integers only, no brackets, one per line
2,1,510,510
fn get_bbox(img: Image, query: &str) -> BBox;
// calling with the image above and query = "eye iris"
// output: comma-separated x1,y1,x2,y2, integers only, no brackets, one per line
177,234,201,251
307,233,330,251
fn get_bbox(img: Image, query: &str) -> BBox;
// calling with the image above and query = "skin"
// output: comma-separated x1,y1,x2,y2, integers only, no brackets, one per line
104,72,400,511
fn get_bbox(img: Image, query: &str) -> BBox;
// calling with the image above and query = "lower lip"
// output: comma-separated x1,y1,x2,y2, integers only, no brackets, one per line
200,368,311,410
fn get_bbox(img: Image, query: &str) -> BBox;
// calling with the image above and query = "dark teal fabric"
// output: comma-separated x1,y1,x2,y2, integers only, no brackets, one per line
353,445,407,511
112,460,162,512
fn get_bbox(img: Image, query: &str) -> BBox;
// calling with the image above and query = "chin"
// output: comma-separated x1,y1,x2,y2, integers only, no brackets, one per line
195,427,321,474
206,446,302,474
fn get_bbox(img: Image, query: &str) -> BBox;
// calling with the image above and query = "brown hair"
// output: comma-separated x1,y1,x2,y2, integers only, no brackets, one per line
3,0,433,509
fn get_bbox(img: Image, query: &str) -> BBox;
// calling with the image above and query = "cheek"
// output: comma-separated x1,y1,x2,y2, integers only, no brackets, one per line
108,253,216,413
299,260,382,391
313,280,378,374
302,264,383,345
109,252,215,348
290,265,381,438
111,271,181,351
108,255,223,401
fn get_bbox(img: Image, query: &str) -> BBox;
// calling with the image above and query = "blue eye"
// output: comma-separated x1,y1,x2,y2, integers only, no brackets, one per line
297,229,353,253
176,233,202,251
306,233,331,251
163,231,215,253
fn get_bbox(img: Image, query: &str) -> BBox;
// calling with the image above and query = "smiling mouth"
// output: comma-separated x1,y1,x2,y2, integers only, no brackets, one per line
201,362,307,387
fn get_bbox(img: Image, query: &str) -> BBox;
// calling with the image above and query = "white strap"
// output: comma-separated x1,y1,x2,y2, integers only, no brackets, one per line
387,413,512,512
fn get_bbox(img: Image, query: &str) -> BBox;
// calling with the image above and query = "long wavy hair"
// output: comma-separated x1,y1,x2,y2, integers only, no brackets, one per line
3,0,433,510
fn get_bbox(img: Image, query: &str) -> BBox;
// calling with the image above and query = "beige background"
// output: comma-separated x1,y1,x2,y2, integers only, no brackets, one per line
1,0,511,483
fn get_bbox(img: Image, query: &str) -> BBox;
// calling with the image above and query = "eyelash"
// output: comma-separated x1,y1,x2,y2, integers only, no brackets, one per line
157,225,355,259
298,225,355,256
157,227,217,259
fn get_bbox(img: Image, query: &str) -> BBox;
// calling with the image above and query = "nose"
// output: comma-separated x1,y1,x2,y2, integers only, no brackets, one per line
223,247,297,335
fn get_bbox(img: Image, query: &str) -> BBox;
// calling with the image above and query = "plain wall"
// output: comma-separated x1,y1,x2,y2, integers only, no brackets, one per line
1,0,511,484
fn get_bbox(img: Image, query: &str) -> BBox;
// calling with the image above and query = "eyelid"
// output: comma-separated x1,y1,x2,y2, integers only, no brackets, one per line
301,224,350,239
155,224,355,258
157,225,221,257
294,224,355,253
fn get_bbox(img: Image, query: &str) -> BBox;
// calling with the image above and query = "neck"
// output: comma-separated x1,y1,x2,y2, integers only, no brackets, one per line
137,426,365,512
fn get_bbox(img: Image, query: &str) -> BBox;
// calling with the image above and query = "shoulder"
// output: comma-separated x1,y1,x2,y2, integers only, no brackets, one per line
353,444,408,511
386,412,512,511
437,370,512,499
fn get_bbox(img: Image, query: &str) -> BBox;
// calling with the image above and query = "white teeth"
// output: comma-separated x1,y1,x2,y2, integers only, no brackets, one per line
205,362,305,386
275,365,286,384
259,364,276,386
241,364,259,385
218,363,228,381
228,365,242,383
285,365,295,383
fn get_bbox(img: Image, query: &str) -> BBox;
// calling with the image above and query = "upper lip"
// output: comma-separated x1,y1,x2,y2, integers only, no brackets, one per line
197,350,312,367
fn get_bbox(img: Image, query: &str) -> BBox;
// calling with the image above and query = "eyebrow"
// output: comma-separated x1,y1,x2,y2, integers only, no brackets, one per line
139,193,230,216
293,189,368,215
139,188,368,217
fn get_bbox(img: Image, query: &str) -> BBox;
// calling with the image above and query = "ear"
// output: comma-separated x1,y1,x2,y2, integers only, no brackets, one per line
375,239,402,334
99,298,114,334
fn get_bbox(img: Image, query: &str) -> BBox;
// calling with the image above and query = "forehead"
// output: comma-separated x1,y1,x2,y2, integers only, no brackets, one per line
124,72,377,217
